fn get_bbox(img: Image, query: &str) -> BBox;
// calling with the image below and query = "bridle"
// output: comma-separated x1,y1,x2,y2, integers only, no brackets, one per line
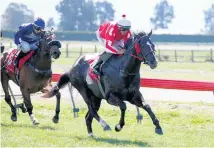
38,31,55,55
124,36,154,64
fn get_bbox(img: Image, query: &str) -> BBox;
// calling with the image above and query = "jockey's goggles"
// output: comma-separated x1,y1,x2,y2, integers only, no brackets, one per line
35,27,43,31
120,26,131,31
33,24,44,31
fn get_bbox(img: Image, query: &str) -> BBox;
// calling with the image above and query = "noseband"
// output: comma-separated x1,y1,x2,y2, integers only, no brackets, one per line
124,36,153,63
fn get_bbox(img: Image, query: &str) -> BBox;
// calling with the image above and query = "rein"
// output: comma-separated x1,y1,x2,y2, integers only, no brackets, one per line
124,36,145,61
129,54,144,61
120,35,152,76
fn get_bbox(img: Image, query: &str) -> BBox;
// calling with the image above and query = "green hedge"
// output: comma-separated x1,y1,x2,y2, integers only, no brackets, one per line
2,30,214,43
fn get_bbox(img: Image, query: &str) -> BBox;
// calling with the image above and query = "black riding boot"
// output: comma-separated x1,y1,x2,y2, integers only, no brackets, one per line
92,57,103,75
14,51,27,68
92,52,113,75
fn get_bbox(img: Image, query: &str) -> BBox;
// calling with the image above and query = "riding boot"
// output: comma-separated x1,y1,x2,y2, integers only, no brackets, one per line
14,51,27,69
93,52,113,75
92,57,103,75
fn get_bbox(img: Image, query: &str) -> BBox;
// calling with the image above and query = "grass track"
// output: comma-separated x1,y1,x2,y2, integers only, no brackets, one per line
1,99,214,147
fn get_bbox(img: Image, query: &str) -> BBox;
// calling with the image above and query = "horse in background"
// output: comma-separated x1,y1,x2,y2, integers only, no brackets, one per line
43,30,163,137
1,30,62,125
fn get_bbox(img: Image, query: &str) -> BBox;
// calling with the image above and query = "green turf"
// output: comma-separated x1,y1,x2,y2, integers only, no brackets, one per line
1,99,214,147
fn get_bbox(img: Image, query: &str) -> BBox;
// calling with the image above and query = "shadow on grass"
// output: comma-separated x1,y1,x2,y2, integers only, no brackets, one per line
74,136,150,147
94,137,150,147
1,123,56,130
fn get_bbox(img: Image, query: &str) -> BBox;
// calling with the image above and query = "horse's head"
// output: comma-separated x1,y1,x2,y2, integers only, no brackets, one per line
128,30,157,69
38,30,61,59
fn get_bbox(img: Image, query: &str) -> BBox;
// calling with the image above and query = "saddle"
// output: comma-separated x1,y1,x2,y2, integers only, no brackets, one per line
5,49,35,84
88,55,100,81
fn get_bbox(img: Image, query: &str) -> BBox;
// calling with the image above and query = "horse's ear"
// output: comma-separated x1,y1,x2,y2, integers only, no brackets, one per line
148,30,152,37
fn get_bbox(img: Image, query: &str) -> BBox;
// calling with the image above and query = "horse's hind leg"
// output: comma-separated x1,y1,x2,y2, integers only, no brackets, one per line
134,92,163,135
77,86,111,133
85,96,102,137
1,72,17,121
52,92,61,123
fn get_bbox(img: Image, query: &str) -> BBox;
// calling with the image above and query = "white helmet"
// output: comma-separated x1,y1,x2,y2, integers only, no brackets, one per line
117,14,131,30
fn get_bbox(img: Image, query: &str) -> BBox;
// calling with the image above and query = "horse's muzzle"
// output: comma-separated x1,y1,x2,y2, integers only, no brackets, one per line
52,51,61,59
149,60,158,69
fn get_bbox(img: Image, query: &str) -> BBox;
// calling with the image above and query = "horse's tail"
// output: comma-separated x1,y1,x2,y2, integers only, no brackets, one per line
42,55,84,98
42,72,70,98
56,72,70,89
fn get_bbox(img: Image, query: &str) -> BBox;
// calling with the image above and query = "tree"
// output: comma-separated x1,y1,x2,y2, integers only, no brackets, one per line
95,1,115,24
1,3,34,30
150,0,174,30
47,18,55,29
56,0,115,31
204,4,214,34
78,0,97,31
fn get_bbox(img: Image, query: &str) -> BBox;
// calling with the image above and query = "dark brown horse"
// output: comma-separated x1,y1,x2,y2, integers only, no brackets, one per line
1,30,62,125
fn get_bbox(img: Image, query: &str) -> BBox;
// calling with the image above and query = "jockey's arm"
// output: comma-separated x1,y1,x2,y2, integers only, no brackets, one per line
124,31,132,43
105,30,123,54
14,26,28,45
105,40,119,54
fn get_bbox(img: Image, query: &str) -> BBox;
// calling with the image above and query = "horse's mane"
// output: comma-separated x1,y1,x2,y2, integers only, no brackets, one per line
133,31,147,37
124,31,148,49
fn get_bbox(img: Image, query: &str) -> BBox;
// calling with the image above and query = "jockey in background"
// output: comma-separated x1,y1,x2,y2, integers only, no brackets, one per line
13,17,45,68
93,14,132,75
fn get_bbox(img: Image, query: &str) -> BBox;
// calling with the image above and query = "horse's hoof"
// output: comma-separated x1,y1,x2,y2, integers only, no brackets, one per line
104,125,111,131
88,133,94,138
11,115,17,122
115,124,122,132
33,120,40,125
21,108,27,113
155,127,163,135
19,104,27,113
52,117,59,124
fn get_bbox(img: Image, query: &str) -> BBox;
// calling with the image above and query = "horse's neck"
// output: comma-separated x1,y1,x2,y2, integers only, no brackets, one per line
121,50,141,74
108,47,141,75
32,50,52,70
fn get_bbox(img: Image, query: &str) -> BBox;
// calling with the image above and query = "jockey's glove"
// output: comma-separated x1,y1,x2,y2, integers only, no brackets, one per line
30,44,38,50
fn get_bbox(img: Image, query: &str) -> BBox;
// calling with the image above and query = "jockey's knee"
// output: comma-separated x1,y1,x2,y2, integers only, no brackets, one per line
20,41,31,53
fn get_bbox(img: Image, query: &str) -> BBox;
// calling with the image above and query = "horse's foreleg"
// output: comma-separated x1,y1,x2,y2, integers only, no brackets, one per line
135,92,163,135
21,88,39,125
52,92,61,123
1,72,17,121
108,93,127,132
